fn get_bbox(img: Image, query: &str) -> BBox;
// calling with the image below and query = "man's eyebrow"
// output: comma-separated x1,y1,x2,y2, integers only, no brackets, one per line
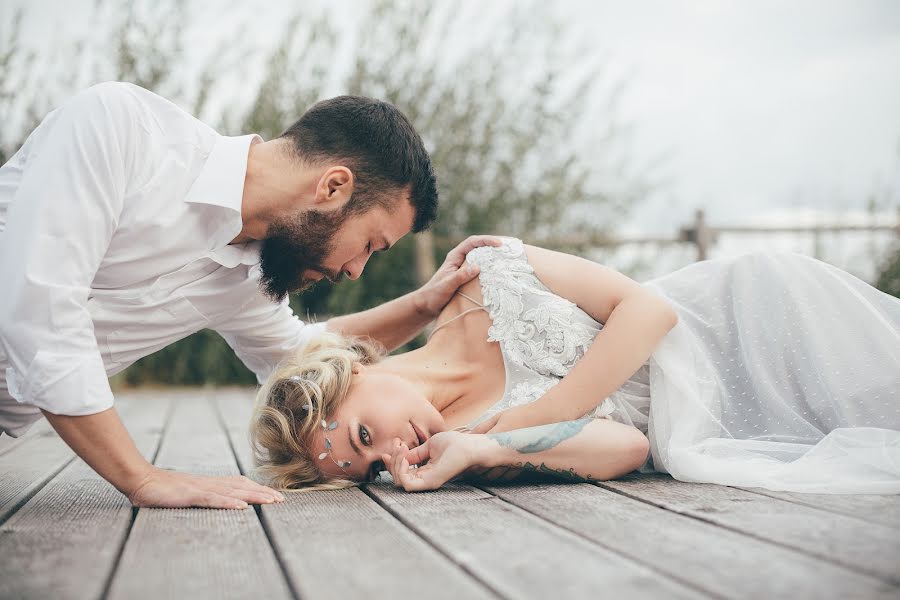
348,424,361,456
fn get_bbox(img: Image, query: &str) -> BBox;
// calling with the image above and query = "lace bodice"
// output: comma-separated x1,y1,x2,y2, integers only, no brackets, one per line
463,238,632,430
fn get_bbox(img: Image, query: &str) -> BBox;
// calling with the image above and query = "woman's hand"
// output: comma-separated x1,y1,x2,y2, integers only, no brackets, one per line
470,405,545,434
380,431,487,492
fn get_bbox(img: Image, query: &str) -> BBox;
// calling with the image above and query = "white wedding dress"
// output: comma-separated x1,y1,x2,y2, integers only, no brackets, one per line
463,238,900,493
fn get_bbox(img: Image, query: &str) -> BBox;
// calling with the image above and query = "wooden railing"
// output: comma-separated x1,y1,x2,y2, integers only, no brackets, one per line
418,207,900,284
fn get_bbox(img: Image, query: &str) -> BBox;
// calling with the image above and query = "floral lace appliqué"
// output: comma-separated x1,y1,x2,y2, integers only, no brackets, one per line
467,238,598,378
508,378,559,408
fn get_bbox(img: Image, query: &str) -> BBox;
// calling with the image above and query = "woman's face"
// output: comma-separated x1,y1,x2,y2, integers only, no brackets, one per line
310,365,447,482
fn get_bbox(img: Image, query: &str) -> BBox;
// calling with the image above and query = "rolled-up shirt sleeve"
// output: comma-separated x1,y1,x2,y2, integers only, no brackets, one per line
0,83,133,416
215,292,329,384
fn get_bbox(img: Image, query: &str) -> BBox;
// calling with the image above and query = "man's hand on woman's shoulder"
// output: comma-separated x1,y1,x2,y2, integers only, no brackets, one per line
414,235,501,318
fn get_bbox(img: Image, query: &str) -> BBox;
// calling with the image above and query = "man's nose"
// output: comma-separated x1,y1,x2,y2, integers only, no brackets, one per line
344,253,371,281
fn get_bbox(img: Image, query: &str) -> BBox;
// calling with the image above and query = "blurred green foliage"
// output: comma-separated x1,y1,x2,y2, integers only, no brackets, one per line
875,247,900,299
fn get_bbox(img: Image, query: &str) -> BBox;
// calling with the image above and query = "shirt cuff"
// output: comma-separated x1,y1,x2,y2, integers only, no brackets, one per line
6,350,114,416
301,320,329,343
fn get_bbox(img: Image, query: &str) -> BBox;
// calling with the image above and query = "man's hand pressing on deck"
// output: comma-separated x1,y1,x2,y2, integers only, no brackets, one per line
127,470,284,509
41,406,283,509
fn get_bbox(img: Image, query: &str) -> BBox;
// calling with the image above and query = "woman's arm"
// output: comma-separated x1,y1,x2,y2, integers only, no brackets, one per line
393,418,650,491
473,417,650,482
475,244,678,433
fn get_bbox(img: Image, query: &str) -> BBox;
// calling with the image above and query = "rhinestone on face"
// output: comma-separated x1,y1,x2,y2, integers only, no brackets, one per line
318,418,351,470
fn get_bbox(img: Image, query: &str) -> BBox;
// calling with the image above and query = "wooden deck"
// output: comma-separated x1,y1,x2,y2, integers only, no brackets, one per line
1,388,898,600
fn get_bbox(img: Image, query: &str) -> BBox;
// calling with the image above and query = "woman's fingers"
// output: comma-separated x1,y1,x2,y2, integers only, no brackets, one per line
392,443,409,486
471,414,500,434
405,441,430,465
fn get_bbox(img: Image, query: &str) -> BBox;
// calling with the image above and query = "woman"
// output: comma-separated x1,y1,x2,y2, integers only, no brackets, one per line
250,238,900,494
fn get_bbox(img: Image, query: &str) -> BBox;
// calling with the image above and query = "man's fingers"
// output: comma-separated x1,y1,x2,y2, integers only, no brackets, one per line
227,476,285,501
446,235,502,264
454,263,480,286
222,487,280,505
196,491,249,510
458,235,502,254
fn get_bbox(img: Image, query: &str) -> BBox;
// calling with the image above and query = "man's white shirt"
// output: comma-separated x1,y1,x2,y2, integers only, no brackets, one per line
0,82,326,436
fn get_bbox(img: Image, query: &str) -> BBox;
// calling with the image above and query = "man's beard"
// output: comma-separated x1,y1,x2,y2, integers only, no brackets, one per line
258,207,346,303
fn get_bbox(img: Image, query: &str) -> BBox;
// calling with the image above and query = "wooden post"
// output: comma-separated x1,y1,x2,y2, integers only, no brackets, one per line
414,230,436,287
812,226,823,260
693,209,711,261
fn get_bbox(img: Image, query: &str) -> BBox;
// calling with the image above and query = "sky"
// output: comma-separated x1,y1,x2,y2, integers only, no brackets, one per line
4,0,900,278
569,1,900,230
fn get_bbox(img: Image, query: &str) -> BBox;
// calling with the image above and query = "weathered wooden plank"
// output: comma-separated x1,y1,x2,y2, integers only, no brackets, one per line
0,431,160,600
367,478,703,600
0,430,76,526
601,473,900,585
0,391,168,526
214,387,496,600
0,418,52,456
738,486,900,529
0,433,18,455
482,480,899,600
107,392,293,600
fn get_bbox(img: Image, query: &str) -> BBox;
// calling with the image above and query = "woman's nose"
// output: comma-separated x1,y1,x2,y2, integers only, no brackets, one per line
374,436,404,457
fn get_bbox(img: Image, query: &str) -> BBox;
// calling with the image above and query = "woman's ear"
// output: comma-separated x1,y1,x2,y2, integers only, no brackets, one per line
351,361,367,376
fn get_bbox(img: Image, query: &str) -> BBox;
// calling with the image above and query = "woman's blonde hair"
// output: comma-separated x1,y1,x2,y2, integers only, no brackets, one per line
249,332,385,491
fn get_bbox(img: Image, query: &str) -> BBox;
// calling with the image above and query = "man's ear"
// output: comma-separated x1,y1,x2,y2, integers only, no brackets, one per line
314,166,354,210
351,361,367,376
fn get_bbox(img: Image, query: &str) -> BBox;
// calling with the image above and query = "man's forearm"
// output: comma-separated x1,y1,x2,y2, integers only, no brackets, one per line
41,407,154,496
325,289,433,351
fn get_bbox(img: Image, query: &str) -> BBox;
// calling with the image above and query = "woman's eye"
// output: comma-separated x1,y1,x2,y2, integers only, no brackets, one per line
366,242,372,254
359,424,371,445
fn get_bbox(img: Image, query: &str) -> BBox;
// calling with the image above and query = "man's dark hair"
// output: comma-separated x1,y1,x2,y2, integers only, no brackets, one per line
279,96,438,232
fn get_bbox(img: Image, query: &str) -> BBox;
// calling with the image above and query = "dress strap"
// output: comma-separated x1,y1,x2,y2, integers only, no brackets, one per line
427,290,487,340
456,290,485,308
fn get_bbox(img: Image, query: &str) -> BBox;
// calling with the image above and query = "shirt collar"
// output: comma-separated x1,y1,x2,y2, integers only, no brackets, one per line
185,133,263,266
185,133,261,214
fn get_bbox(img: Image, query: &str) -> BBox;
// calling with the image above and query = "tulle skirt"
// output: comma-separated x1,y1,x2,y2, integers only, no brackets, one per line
615,251,900,494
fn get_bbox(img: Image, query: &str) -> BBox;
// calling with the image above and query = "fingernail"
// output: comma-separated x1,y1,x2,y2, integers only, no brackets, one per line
276,493,285,501
237,501,248,509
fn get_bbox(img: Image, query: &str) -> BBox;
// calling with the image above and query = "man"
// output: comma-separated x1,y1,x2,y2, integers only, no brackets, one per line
0,82,496,509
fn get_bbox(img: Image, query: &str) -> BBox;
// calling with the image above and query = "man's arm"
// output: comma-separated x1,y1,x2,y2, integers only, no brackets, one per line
0,83,281,508
326,235,500,350
43,408,282,508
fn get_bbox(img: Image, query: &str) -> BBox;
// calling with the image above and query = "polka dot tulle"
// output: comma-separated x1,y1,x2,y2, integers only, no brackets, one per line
633,252,900,493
